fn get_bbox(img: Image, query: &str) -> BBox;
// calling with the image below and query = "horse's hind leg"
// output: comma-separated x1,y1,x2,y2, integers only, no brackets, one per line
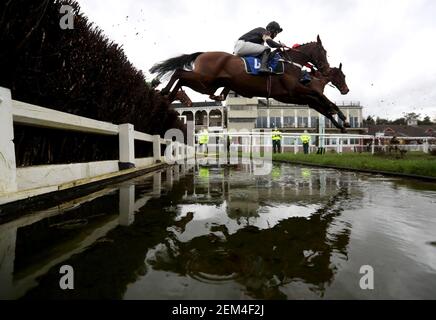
161,69,183,96
169,70,217,100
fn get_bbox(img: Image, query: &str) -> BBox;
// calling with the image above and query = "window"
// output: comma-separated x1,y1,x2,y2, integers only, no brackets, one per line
311,117,318,128
283,137,293,145
284,116,295,127
256,116,268,128
298,117,308,128
229,118,254,123
270,116,281,128
231,105,254,111
349,117,359,128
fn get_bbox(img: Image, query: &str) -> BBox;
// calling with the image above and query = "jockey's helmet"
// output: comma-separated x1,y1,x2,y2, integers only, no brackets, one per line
266,21,283,34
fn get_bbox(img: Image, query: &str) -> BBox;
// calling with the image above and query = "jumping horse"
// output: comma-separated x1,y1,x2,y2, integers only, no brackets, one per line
150,36,350,132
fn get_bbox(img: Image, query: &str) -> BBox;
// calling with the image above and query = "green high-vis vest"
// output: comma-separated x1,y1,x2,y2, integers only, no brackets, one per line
199,131,209,144
300,134,310,143
272,130,282,141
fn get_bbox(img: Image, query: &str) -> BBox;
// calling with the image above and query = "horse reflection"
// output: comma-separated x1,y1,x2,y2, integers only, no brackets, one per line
147,188,351,299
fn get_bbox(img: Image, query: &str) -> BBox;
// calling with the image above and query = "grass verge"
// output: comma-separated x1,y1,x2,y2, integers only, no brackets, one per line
272,152,436,178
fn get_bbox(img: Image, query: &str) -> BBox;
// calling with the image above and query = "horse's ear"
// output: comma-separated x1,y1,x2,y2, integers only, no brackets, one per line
317,35,322,45
339,63,342,70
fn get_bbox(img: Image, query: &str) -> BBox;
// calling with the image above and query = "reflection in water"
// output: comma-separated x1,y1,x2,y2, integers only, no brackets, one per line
0,162,435,299
141,164,357,299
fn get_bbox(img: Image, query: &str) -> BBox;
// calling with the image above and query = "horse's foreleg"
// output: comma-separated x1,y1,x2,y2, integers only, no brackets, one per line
328,101,348,125
307,99,346,133
328,114,347,133
331,105,350,127
331,104,348,125
315,93,349,127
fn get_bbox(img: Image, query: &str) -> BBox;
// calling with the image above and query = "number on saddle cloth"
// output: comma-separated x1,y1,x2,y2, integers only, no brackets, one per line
241,52,284,75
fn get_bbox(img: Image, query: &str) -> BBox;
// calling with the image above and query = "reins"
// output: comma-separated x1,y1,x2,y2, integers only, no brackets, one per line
266,74,271,109
278,43,326,74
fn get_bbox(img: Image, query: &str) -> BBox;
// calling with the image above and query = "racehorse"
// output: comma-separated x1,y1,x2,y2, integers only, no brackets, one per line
208,38,331,102
205,62,350,130
150,36,349,131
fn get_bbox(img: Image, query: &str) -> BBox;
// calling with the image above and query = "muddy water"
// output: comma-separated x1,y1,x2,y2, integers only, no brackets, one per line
0,163,435,299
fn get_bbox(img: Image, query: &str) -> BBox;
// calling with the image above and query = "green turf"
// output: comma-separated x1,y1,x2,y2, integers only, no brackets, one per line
272,152,436,177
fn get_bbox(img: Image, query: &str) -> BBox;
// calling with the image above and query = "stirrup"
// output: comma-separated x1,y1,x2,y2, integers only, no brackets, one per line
259,67,272,74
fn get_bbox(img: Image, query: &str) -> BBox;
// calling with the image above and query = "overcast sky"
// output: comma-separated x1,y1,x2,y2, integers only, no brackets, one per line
76,0,436,120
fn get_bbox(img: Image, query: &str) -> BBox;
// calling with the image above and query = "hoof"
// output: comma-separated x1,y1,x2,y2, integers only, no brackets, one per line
344,122,351,128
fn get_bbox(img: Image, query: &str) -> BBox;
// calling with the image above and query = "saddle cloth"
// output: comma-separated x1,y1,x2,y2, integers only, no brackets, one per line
241,52,284,75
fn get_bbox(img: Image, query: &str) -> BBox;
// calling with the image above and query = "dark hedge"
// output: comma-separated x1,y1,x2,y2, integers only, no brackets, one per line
0,0,185,166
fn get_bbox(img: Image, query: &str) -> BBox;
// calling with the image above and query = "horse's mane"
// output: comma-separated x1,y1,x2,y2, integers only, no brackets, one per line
298,41,317,47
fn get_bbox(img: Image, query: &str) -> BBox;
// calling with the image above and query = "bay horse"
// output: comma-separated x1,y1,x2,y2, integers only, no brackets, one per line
208,62,350,129
150,36,349,131
208,38,330,101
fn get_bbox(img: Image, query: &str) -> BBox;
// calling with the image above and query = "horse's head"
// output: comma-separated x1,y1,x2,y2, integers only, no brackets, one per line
329,63,349,95
295,35,330,75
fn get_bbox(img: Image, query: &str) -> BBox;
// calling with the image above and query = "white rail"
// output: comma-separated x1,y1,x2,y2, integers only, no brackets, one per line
0,86,192,204
194,131,435,155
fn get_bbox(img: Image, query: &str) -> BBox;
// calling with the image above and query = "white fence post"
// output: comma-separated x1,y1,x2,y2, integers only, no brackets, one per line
174,164,180,181
153,135,161,163
119,123,135,169
423,138,429,153
119,185,135,226
0,87,17,193
294,138,298,154
172,141,179,161
153,171,161,196
180,143,185,161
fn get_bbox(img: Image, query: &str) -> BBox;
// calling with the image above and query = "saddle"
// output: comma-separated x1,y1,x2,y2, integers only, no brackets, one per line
241,52,284,75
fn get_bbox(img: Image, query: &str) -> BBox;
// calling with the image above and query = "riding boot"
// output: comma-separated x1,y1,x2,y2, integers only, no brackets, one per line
300,70,311,85
259,49,272,74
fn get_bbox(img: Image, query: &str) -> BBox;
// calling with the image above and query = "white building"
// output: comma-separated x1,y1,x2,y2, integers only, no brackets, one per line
172,92,366,135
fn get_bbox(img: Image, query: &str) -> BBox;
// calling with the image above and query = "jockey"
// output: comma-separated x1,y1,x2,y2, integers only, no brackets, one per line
234,21,283,74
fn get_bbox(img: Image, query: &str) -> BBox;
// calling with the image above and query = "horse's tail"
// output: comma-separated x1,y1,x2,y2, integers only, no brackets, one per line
149,52,203,79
